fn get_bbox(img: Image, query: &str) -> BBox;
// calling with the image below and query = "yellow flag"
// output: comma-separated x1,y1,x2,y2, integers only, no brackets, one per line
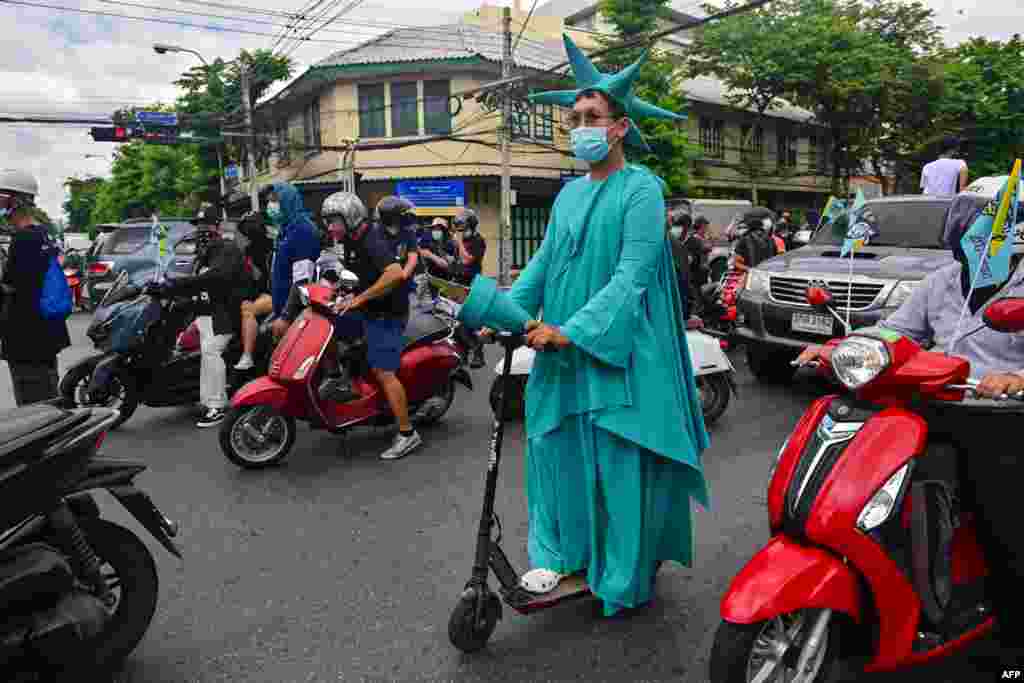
990,158,1021,257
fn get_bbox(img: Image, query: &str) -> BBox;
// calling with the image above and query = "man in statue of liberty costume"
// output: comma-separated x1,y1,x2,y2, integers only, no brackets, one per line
493,34,710,615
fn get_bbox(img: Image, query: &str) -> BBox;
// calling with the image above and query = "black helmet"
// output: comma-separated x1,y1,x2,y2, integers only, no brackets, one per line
195,202,221,227
453,207,479,232
693,215,710,228
670,210,692,228
376,195,414,227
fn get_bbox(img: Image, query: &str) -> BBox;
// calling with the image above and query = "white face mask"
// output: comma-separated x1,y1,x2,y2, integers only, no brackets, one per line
432,230,444,241
265,224,280,240
670,227,683,239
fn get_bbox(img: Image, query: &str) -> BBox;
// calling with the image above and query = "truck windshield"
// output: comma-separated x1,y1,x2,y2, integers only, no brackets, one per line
811,201,951,249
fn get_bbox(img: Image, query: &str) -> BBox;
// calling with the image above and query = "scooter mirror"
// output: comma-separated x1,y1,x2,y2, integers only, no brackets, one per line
982,297,1024,333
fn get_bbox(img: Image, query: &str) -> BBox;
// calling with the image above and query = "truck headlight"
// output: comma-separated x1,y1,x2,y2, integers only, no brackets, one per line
885,281,918,308
746,269,770,296
857,464,909,531
831,336,890,390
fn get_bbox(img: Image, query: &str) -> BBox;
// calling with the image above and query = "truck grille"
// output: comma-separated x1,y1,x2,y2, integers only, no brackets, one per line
770,276,886,311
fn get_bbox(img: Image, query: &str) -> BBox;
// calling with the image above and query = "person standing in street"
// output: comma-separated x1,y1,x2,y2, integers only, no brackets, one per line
153,204,247,427
0,169,71,405
486,34,709,615
921,136,969,196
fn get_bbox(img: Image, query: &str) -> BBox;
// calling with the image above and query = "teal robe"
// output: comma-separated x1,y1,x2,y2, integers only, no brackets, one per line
508,165,710,615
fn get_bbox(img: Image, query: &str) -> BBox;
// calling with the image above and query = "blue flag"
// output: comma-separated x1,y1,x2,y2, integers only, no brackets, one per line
960,169,1020,289
840,189,868,257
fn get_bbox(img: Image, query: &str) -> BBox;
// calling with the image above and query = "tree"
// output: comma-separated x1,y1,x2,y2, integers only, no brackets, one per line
63,176,106,238
174,49,294,199
597,0,698,194
89,141,207,225
937,35,1024,179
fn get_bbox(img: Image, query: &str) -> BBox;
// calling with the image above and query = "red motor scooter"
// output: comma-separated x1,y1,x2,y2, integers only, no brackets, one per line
219,273,473,469
708,291,1024,683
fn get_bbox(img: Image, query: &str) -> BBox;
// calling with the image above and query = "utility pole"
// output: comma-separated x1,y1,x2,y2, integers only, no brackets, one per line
240,66,260,212
499,4,512,287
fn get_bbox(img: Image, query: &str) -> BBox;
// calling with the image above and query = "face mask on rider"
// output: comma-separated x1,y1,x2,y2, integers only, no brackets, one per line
670,227,683,240
432,230,444,241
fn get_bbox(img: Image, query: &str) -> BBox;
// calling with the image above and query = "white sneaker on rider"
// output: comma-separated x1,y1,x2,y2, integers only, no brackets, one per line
234,353,254,371
380,430,422,460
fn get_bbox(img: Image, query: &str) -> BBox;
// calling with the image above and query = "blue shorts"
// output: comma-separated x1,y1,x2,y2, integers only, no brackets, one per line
332,312,405,372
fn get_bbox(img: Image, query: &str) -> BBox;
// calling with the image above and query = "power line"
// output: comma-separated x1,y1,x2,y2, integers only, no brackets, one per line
511,0,540,56
281,0,368,58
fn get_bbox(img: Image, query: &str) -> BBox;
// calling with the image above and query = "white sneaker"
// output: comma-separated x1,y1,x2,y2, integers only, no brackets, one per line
234,354,254,371
380,430,422,460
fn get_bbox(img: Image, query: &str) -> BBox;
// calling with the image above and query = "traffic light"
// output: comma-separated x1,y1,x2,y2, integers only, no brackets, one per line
90,126,131,142
141,127,179,144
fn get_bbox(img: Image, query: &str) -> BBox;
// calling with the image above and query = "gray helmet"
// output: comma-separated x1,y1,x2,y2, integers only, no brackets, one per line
376,196,414,227
0,169,38,198
453,207,479,232
321,191,367,230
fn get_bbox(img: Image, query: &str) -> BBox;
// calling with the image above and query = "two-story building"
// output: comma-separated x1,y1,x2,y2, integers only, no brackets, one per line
228,7,587,277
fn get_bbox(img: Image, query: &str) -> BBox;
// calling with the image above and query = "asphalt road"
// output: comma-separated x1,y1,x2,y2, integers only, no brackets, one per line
0,314,994,683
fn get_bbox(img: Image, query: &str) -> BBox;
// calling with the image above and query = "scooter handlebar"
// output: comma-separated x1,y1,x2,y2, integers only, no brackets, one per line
946,380,1024,402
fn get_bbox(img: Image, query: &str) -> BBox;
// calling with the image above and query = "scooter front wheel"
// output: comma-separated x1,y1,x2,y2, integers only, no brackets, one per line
709,611,840,683
219,405,296,469
448,590,502,653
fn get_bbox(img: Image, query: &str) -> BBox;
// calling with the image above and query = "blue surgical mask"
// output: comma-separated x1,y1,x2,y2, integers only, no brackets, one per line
670,227,683,239
432,230,443,241
266,201,282,225
570,126,610,163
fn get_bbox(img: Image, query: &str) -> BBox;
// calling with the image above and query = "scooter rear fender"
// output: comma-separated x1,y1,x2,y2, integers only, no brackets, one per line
230,376,289,411
721,535,862,624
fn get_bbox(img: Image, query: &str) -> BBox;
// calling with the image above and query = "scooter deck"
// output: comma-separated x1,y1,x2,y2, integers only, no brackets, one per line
503,574,592,614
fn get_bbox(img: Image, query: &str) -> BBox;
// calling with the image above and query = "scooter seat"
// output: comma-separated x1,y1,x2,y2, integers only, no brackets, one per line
402,310,450,351
0,404,87,461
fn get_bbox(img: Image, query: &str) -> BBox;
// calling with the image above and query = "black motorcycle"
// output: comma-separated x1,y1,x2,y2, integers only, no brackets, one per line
0,402,180,681
59,270,272,430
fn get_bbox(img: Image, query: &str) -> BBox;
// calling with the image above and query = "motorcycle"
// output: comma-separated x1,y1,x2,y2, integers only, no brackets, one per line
219,270,473,469
489,327,737,426
0,402,180,680
698,267,745,345
708,291,1024,682
59,249,87,312
59,270,273,430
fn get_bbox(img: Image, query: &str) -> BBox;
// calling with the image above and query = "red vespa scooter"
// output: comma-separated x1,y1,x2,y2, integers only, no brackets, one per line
709,293,1024,683
219,274,473,469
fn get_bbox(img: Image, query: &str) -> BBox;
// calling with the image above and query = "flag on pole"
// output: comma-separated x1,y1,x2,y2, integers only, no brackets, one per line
960,160,1021,289
840,189,869,257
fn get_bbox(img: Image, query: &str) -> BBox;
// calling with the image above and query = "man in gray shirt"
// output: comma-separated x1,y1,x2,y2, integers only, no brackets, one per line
797,191,1024,665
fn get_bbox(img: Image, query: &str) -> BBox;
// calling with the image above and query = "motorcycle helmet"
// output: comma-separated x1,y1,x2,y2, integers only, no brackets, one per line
376,196,415,230
321,191,367,233
453,208,479,234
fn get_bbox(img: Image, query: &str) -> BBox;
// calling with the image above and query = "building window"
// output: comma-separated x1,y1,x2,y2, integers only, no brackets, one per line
777,130,798,168
700,118,724,159
809,133,829,173
511,102,532,139
390,82,419,137
303,98,321,154
534,103,554,141
424,80,452,135
358,84,386,138
740,124,763,163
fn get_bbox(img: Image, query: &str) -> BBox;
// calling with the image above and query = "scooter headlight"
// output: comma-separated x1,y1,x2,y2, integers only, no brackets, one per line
857,464,910,531
831,337,890,390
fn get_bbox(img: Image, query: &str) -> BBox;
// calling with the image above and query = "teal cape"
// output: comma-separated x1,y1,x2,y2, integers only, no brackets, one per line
507,164,710,615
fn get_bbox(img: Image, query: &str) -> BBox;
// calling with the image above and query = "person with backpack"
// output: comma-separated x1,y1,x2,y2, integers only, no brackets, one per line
0,169,72,405
733,213,777,273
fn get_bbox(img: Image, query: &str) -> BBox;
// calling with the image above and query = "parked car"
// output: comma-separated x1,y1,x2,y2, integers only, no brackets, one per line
735,195,958,382
85,219,238,308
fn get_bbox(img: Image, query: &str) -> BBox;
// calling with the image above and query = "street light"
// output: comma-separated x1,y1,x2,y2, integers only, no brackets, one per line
153,43,208,66
153,43,231,217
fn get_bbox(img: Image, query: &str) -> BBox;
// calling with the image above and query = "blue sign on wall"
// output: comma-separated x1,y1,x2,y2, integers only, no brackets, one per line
396,180,466,208
135,111,178,127
224,165,240,179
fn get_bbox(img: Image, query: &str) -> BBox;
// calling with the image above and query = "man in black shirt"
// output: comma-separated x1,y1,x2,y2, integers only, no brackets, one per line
733,214,777,274
150,203,247,427
337,195,421,461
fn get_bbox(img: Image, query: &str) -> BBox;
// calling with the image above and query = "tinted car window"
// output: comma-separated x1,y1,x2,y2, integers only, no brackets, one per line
811,200,950,248
101,228,150,254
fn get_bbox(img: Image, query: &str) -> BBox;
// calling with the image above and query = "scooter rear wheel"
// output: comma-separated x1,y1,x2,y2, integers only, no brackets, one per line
448,591,502,653
697,374,731,426
709,611,840,683
219,405,296,469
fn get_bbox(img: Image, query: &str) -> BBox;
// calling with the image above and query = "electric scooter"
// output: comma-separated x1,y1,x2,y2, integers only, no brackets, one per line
708,295,1024,682
448,331,592,653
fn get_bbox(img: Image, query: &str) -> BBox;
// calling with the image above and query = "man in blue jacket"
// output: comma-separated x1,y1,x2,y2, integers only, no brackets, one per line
0,169,71,405
265,182,321,324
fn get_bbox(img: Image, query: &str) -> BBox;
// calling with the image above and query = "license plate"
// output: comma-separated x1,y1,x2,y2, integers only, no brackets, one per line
792,312,833,335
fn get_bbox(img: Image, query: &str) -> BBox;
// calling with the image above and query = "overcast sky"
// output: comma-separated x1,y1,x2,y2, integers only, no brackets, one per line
1,0,1019,224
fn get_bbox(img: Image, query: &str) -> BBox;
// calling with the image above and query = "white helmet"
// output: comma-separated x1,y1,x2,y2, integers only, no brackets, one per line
0,169,39,198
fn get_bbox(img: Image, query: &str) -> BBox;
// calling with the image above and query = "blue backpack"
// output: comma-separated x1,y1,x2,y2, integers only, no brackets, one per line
39,241,72,321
